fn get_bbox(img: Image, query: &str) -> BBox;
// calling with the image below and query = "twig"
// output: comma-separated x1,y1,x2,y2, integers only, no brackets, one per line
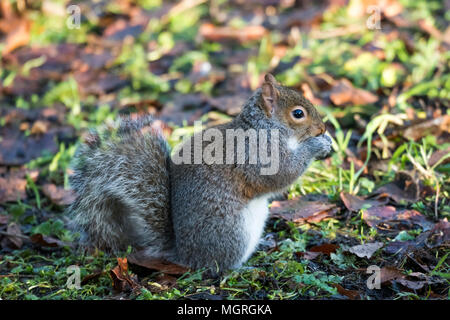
310,24,366,39
435,182,440,219
0,231,30,240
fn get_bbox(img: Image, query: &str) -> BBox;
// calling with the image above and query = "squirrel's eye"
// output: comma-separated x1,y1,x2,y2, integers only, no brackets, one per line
292,109,305,119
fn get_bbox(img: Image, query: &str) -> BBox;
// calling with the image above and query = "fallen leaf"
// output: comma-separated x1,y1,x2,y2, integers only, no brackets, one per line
347,242,384,259
128,250,189,275
373,171,419,203
147,273,179,292
270,197,337,223
5,222,24,249
30,120,49,135
199,23,267,43
81,270,105,285
418,19,450,45
363,206,434,232
309,243,340,255
0,126,60,166
297,251,322,260
279,5,326,29
332,284,360,300
0,172,27,203
329,79,378,106
403,115,450,141
42,184,76,206
340,192,388,212
297,243,340,260
428,147,450,167
427,219,450,248
74,70,129,96
380,266,405,284
30,233,68,248
110,257,141,292
395,272,445,290
103,20,145,42
384,240,416,255
3,19,31,54
396,278,427,290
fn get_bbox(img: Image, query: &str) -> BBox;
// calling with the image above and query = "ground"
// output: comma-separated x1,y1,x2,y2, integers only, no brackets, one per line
0,0,449,300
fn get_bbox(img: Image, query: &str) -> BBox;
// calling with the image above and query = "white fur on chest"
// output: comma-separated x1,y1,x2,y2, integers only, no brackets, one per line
287,136,299,151
239,195,271,266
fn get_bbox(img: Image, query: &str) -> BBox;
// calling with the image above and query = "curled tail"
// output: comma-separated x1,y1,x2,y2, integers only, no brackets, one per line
68,116,174,255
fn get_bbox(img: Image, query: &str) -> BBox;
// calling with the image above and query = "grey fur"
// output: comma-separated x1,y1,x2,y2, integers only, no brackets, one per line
68,116,174,256
170,90,331,270
68,81,331,271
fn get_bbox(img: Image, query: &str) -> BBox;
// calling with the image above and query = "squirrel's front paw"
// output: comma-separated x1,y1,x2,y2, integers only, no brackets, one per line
306,135,332,160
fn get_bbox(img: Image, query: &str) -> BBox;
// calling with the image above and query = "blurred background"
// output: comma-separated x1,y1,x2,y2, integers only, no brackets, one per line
0,0,449,300
1,0,448,197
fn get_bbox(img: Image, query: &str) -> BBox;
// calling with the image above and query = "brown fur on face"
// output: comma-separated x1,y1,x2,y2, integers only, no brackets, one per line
260,74,326,142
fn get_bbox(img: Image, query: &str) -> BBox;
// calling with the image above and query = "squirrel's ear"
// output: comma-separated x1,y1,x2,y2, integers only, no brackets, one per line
261,77,279,115
264,73,278,85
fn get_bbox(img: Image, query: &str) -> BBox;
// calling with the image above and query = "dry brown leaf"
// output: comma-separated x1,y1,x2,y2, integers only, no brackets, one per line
340,192,388,212
0,170,29,203
147,273,178,292
403,115,450,141
30,120,49,135
42,184,76,206
3,19,31,54
329,79,378,106
5,222,24,249
81,270,105,285
297,243,339,260
332,284,361,300
128,250,189,275
297,251,322,260
295,243,339,260
30,233,68,248
427,219,450,248
428,147,450,167
373,171,419,203
380,266,405,284
309,243,340,255
270,197,337,223
199,23,267,43
396,278,427,290
363,206,434,232
110,257,141,292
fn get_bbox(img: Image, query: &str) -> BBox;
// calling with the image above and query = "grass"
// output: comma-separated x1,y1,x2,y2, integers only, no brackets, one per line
0,0,449,300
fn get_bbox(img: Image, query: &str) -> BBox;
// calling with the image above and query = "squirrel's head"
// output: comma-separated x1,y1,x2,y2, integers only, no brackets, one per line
254,73,326,142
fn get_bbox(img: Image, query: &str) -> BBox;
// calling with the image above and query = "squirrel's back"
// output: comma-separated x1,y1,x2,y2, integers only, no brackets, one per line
68,116,174,255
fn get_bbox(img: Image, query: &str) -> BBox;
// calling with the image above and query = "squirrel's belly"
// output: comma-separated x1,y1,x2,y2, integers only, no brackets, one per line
238,195,271,266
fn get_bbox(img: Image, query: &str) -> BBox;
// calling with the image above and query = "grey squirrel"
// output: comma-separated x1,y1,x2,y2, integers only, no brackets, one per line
69,74,332,271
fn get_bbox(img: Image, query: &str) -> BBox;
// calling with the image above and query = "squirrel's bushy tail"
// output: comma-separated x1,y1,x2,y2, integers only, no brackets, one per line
68,116,174,255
